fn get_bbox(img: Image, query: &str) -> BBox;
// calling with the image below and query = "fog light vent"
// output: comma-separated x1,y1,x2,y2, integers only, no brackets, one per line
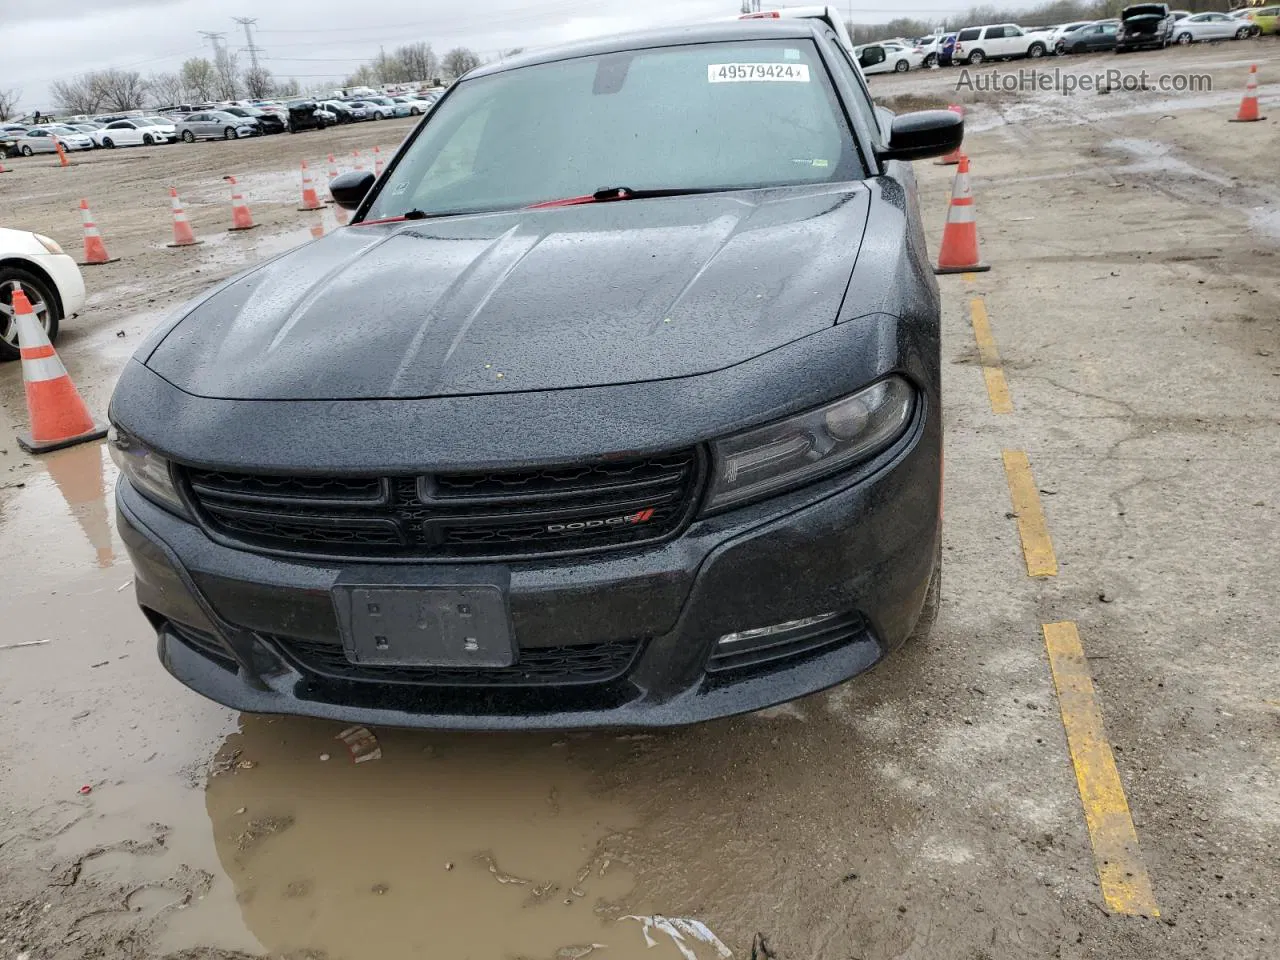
707,612,863,674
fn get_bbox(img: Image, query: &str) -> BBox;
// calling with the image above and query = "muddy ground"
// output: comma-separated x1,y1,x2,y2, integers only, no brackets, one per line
2,42,1278,960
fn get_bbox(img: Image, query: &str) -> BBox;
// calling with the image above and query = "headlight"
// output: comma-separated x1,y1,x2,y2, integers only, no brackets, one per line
704,376,915,513
108,427,189,517
34,234,64,255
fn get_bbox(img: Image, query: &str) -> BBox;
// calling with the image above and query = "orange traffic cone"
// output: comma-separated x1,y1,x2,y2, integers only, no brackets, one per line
327,153,339,181
309,223,325,240
54,139,70,167
44,442,116,568
935,104,965,165
166,187,202,247
78,199,118,266
373,145,385,177
298,160,323,211
0,157,11,174
11,289,107,454
935,156,990,275
225,175,257,230
352,149,364,172
1230,64,1264,123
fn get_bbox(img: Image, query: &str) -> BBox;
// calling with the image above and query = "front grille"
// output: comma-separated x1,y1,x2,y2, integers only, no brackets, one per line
267,635,643,687
183,451,703,561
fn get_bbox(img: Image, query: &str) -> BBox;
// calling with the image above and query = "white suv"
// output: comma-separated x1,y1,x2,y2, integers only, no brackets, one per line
953,23,1050,63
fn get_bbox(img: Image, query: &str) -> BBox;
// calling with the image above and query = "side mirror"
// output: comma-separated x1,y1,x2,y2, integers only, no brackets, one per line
876,109,964,163
330,170,375,210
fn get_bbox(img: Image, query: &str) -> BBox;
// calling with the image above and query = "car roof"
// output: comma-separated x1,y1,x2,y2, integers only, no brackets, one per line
469,20,822,79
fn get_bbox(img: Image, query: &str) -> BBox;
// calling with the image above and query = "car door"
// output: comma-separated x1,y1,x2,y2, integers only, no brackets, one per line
999,25,1026,56
1207,13,1236,37
1097,23,1120,47
857,44,888,74
982,26,1009,56
194,113,217,138
27,129,53,153
121,120,146,146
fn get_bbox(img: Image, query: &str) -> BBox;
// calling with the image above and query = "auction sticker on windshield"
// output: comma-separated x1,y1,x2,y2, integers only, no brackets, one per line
708,63,811,83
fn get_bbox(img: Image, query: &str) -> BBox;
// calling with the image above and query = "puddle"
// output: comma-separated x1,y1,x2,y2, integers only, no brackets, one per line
179,716,715,959
0,440,119,576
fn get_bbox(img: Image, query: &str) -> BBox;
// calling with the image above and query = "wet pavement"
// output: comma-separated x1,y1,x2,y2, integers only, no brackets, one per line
2,41,1279,960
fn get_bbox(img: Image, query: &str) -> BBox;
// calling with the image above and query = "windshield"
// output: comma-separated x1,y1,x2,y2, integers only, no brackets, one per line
364,39,858,221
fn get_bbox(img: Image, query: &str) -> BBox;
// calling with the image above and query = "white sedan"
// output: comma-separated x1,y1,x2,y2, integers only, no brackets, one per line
0,228,86,361
1173,12,1253,42
854,42,916,74
93,117,178,147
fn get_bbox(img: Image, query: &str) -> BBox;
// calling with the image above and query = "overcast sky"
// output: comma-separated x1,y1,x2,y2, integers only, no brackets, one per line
6,0,970,110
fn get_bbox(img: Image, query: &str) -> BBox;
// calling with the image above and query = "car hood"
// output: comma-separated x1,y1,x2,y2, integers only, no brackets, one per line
145,185,871,401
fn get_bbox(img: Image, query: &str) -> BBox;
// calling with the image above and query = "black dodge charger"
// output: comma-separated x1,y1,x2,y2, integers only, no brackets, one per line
109,18,961,729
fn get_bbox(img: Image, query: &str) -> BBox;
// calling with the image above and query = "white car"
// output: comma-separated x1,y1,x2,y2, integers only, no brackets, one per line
94,117,176,147
854,42,916,74
880,40,927,69
953,23,1051,63
0,227,86,361
1173,11,1252,42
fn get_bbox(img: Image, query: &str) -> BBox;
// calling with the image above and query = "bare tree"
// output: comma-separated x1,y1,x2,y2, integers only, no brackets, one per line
243,66,274,99
147,72,184,108
181,58,216,102
343,65,378,89
441,47,481,82
395,42,438,83
274,77,301,98
94,69,148,111
50,75,104,115
213,48,240,101
0,88,20,121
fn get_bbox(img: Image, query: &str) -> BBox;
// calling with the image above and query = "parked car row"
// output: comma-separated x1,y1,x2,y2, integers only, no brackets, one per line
882,4,1276,70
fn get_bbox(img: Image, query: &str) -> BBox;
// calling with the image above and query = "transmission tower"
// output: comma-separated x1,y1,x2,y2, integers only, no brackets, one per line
232,17,263,72
198,30,227,56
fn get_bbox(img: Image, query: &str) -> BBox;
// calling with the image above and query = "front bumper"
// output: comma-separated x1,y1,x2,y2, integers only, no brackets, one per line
38,253,87,316
117,411,940,730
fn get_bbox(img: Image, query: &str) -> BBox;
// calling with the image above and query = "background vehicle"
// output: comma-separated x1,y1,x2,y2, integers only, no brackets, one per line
319,100,359,123
389,96,431,116
93,117,176,147
1244,5,1279,33
286,100,333,133
915,34,943,66
1116,3,1176,51
1048,20,1098,51
881,40,927,68
17,126,93,154
855,41,916,73
953,24,1049,64
360,96,398,119
0,128,25,158
223,106,286,134
0,227,85,361
938,33,959,64
1174,11,1254,40
175,111,259,142
345,97,389,119
1059,21,1120,52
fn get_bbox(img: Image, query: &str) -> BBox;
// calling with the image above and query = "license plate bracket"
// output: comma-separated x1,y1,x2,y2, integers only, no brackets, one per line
332,579,514,668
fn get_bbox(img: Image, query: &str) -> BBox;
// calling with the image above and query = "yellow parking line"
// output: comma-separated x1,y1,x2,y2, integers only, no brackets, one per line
1043,622,1160,917
1002,450,1057,577
969,298,1013,414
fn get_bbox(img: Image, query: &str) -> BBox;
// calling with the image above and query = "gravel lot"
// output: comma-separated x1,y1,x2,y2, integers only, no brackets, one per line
1,42,1277,960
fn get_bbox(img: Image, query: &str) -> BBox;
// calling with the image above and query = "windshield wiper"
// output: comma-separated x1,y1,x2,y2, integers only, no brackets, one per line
527,186,726,209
